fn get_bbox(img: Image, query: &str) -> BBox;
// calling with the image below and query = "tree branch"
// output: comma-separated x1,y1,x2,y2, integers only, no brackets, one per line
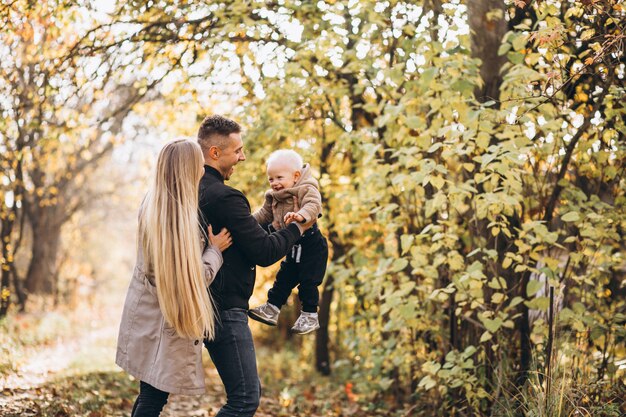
543,85,610,225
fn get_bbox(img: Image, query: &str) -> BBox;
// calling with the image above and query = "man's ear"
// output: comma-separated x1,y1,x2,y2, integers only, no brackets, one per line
209,146,221,160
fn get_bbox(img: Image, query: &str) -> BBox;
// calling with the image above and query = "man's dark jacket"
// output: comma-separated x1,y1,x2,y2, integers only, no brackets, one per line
199,165,301,310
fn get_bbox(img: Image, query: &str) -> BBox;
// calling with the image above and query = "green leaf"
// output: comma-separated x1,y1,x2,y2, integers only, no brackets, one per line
400,234,414,255
379,377,395,390
418,375,437,391
391,258,409,272
561,211,580,222
481,317,503,333
397,281,416,297
508,52,525,65
405,115,421,129
422,361,441,374
420,67,437,86
509,296,525,308
427,143,443,153
526,296,550,311
497,42,511,56
476,132,491,149
463,345,477,357
451,79,475,95
590,326,604,341
480,331,493,343
398,303,417,319
526,280,544,297
512,33,528,51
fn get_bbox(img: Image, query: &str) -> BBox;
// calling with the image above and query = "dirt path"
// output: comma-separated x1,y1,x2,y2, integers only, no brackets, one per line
0,320,120,416
0,320,312,417
0,320,231,416
1,324,114,392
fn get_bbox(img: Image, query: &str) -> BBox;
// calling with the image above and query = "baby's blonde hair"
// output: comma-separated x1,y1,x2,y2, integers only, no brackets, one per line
266,149,303,172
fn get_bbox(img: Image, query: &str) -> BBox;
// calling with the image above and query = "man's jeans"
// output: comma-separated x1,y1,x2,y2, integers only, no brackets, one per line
204,308,261,417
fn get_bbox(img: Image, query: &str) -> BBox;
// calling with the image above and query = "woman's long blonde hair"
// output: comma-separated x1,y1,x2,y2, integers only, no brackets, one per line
139,139,215,340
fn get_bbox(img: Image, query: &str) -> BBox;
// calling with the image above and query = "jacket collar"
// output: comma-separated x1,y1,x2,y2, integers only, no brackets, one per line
203,165,224,182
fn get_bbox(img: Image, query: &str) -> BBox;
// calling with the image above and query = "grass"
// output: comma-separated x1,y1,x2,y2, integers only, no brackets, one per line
0,304,412,417
3,304,623,417
488,351,624,417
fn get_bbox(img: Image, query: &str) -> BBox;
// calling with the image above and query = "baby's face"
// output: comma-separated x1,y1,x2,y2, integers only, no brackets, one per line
267,161,300,191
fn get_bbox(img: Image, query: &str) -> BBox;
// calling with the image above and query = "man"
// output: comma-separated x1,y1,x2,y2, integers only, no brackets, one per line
197,115,309,416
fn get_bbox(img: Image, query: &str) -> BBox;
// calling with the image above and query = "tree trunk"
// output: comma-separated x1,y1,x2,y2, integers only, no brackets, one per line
11,263,27,311
24,207,63,295
314,125,341,375
315,271,334,375
0,222,13,317
467,0,508,103
0,198,23,316
467,0,511,398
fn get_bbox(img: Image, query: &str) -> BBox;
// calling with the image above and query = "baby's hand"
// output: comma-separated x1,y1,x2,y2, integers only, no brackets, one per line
284,212,305,224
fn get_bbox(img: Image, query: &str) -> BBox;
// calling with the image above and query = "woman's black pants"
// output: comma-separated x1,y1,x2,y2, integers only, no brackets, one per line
131,381,169,417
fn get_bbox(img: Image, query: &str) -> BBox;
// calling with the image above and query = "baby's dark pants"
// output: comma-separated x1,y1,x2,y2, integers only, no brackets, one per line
267,224,328,313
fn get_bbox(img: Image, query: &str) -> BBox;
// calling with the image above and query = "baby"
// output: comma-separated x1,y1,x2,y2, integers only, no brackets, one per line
249,149,328,334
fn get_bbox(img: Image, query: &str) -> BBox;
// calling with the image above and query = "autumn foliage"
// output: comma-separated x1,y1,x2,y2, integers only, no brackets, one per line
1,1,624,416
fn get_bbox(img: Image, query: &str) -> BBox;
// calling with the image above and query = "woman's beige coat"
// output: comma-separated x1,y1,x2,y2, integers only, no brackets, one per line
115,234,222,395
252,163,322,229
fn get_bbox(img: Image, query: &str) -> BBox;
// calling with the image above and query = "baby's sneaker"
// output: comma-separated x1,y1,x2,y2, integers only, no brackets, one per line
291,311,320,335
248,303,280,326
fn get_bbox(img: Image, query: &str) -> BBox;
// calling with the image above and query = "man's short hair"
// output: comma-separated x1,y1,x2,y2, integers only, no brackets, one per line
197,115,241,151
266,149,303,172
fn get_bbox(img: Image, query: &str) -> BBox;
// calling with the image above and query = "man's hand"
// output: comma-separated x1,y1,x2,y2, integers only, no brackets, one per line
284,212,305,224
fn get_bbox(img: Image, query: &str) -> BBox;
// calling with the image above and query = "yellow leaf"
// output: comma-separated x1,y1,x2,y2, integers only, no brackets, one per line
430,175,445,190
492,293,505,304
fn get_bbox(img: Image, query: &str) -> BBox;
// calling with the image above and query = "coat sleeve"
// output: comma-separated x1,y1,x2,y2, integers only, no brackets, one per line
201,245,223,286
217,190,302,267
296,185,322,223
251,191,274,225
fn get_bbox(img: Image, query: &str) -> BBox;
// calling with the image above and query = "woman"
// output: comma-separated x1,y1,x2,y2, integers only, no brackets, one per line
116,139,232,416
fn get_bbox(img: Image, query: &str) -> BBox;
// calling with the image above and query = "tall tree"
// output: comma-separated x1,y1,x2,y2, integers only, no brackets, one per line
61,0,625,413
0,1,165,310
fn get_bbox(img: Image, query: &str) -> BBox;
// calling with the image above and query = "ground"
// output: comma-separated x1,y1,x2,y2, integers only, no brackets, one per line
0,308,397,417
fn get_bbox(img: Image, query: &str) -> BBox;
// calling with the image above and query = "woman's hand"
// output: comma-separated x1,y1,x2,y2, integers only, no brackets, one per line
208,225,232,252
